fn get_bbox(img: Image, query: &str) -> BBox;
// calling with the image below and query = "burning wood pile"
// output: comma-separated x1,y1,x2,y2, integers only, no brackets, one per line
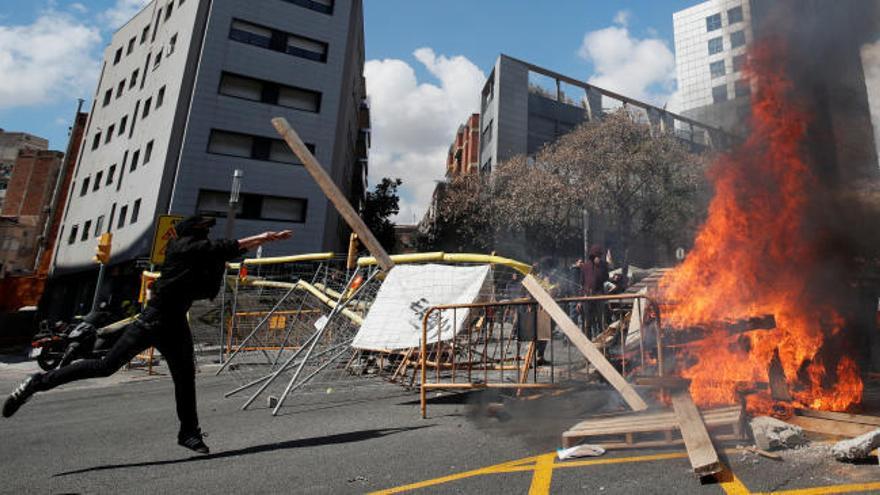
556,32,880,482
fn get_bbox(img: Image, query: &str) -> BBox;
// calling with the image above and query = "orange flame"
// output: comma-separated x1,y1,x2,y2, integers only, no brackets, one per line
659,40,862,413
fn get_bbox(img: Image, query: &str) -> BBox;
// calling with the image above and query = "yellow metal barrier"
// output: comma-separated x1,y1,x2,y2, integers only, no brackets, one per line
356,252,532,275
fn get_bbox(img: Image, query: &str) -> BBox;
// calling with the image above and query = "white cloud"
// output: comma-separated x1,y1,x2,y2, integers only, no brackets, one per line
577,19,676,106
69,3,88,14
365,48,484,222
0,11,101,109
100,0,151,30
613,10,631,27
862,39,880,169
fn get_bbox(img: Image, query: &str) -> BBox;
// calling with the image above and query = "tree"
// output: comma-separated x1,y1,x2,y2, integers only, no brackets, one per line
362,177,402,252
434,109,706,269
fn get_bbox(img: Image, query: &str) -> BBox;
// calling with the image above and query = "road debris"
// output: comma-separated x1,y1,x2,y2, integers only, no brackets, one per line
832,429,880,462
750,416,807,451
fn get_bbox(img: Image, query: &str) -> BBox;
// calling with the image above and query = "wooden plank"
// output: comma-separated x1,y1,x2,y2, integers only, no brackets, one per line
566,407,741,435
521,274,648,411
795,408,880,427
272,117,394,272
671,390,722,476
635,376,691,389
787,416,877,437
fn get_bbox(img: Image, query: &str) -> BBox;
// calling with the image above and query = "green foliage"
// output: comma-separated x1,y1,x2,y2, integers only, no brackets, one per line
362,177,402,252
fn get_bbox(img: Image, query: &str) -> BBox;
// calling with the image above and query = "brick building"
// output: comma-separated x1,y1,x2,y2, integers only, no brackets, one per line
446,113,480,178
0,149,65,276
0,131,49,211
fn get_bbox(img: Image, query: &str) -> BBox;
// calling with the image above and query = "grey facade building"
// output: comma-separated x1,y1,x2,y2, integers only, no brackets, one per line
672,0,879,180
673,0,753,132
54,0,369,275
478,54,726,172
0,131,49,210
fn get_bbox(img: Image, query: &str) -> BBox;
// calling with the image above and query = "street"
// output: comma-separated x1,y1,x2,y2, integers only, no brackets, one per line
2,357,880,494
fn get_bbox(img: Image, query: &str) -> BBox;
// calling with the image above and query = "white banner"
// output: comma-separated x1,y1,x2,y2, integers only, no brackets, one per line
351,264,490,351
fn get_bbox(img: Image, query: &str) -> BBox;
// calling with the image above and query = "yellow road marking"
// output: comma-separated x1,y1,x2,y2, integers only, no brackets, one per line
773,482,880,495
371,446,880,495
528,453,555,495
719,464,753,495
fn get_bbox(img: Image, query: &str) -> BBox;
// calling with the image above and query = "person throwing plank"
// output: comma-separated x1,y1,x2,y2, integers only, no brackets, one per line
3,215,292,454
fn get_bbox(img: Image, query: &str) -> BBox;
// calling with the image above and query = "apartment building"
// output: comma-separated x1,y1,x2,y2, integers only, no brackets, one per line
51,0,369,308
0,131,49,210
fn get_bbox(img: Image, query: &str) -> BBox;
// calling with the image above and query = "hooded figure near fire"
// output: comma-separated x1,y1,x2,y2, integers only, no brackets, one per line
2,215,292,454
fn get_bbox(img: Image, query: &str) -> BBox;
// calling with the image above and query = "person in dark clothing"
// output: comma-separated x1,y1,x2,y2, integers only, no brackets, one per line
581,245,610,339
2,215,291,454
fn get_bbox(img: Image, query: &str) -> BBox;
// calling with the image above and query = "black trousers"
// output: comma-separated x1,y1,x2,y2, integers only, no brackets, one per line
35,306,199,435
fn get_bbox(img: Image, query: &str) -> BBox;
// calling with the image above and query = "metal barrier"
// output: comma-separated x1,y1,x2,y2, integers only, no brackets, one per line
419,293,658,418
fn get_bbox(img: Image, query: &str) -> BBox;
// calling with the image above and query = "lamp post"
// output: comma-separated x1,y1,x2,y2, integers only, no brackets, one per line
225,169,243,239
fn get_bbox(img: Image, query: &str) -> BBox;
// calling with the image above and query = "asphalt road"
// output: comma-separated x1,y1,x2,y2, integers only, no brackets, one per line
2,356,880,494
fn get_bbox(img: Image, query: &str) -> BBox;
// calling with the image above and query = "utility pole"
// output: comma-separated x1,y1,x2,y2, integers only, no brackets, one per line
225,169,243,239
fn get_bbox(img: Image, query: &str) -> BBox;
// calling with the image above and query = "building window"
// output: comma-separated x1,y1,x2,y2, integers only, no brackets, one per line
131,199,141,224
481,120,493,144
168,34,177,55
733,54,746,73
68,225,78,245
95,215,104,236
197,189,308,222
119,116,128,135
734,79,751,98
229,19,328,63
207,129,314,164
730,30,746,49
712,84,728,103
105,125,114,144
141,25,150,44
91,132,101,150
118,205,128,229
127,37,136,55
130,69,139,88
107,165,116,185
143,97,152,118
94,171,103,191
728,6,744,24
116,80,125,99
144,140,154,163
219,72,321,112
165,1,173,19
153,49,163,69
80,177,90,196
113,47,122,65
706,13,722,32
708,37,723,55
81,220,91,241
482,158,492,173
281,0,333,15
103,89,112,107
156,86,166,108
130,149,141,171
709,60,726,78
141,53,151,89
152,8,162,42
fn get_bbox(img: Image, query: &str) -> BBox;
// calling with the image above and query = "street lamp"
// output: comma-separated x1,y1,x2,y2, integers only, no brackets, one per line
225,169,243,239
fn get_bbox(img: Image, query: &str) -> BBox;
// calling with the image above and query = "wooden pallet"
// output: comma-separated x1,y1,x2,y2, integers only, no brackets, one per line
561,405,743,449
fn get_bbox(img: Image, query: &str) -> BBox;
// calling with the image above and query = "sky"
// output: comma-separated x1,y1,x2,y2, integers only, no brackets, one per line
0,0,751,222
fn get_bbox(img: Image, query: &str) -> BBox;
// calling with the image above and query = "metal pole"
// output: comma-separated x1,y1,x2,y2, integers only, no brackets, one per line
91,263,106,312
225,169,243,239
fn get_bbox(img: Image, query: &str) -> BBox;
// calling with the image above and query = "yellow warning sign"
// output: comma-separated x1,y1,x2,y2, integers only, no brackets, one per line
149,215,183,265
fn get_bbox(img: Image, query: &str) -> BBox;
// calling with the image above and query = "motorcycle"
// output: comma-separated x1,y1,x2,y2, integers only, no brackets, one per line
30,308,134,371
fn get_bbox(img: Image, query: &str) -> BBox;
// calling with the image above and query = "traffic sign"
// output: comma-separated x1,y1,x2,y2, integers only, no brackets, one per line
149,214,184,265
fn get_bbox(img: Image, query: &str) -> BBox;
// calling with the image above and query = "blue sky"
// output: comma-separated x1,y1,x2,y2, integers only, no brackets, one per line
0,0,700,221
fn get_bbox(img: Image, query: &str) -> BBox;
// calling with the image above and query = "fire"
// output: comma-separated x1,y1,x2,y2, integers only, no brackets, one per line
659,40,863,413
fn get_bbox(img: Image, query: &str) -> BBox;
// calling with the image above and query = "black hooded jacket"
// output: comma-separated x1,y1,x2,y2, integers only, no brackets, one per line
149,217,245,312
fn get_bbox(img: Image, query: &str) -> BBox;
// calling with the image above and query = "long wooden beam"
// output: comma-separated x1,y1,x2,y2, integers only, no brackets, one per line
521,274,647,411
272,117,394,272
671,390,722,477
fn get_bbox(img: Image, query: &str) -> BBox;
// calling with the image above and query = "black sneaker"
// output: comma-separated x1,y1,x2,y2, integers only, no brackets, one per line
178,429,210,454
3,374,40,418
